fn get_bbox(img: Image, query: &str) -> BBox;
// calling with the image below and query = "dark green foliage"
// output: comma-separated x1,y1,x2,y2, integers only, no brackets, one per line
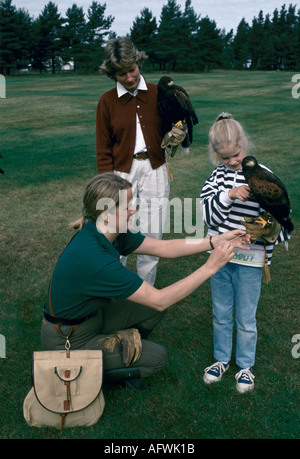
1,1,300,74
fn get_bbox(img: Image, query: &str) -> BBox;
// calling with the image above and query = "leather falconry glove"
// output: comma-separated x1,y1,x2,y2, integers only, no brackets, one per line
161,121,187,157
240,211,281,244
98,328,142,367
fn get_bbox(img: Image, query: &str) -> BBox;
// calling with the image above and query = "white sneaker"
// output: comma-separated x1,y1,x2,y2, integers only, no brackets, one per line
235,368,255,393
203,361,229,384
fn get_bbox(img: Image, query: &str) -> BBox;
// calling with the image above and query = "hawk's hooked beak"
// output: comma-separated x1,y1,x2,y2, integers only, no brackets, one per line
168,81,174,86
247,160,255,167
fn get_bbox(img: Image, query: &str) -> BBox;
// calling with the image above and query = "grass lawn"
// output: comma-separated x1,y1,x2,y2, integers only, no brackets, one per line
0,70,299,440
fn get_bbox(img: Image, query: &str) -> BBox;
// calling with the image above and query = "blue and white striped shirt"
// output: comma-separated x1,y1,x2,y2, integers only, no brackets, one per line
200,163,285,266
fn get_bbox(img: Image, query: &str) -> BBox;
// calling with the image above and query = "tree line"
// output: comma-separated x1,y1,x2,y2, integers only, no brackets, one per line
1,0,299,75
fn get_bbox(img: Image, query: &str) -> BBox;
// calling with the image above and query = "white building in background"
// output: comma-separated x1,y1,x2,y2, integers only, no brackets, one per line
61,61,75,71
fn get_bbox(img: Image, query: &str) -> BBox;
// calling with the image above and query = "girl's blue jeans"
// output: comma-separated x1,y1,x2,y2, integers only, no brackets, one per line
210,263,262,369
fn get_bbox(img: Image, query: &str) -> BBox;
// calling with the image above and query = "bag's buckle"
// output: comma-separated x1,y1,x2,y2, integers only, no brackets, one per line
54,324,78,357
65,338,71,358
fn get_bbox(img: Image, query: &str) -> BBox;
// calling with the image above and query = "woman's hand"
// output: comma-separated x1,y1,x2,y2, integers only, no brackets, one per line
213,230,251,249
228,185,251,202
129,231,250,312
206,242,236,272
129,241,238,312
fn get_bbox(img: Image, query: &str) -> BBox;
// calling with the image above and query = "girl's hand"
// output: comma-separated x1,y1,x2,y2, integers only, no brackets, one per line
228,185,251,202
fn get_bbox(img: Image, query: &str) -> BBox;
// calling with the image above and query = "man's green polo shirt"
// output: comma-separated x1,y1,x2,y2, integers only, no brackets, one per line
45,220,145,319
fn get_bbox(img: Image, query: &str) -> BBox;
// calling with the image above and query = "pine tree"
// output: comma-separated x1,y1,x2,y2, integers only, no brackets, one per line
296,8,300,70
33,2,65,74
221,29,235,69
284,4,298,70
176,0,200,71
232,18,250,69
271,7,285,69
0,0,32,74
129,7,158,68
85,1,114,71
249,11,266,69
195,16,223,71
62,4,87,71
155,0,182,71
260,14,276,70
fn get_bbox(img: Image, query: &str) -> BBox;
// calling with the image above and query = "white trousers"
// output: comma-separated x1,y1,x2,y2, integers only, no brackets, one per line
114,159,170,285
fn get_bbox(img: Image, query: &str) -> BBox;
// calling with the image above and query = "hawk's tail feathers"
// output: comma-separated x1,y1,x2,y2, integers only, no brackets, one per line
285,218,294,234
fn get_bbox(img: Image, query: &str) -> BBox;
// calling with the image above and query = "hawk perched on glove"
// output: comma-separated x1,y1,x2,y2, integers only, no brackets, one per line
242,156,294,241
157,76,198,153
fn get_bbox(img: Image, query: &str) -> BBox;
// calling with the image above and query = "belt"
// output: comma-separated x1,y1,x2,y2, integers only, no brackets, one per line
44,310,96,326
133,151,148,160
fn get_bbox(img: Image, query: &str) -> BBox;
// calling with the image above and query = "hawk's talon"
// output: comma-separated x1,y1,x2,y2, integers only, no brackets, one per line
256,216,268,228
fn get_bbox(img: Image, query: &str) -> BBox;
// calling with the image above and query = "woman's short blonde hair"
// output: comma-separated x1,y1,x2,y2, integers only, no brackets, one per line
208,112,254,166
100,36,148,79
70,173,132,230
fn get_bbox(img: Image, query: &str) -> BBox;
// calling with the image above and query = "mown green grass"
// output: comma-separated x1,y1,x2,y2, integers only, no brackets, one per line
0,71,299,440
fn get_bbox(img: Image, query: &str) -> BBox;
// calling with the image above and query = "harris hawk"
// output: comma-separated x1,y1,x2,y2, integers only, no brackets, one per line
157,76,198,155
242,155,294,246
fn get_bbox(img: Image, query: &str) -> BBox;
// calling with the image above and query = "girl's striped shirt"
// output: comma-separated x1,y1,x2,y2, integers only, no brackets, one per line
200,163,286,266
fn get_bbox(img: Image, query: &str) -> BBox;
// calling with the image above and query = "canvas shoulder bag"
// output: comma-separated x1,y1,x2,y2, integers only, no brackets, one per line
23,347,105,432
23,249,105,432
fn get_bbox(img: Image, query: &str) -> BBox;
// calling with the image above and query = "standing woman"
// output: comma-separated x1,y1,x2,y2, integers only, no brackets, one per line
41,173,250,391
96,36,169,286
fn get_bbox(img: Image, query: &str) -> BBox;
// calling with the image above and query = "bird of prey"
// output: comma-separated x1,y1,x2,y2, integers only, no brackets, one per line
157,76,198,153
242,155,294,244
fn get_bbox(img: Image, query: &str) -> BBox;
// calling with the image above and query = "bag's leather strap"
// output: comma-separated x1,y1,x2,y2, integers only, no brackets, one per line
48,274,78,347
47,234,79,345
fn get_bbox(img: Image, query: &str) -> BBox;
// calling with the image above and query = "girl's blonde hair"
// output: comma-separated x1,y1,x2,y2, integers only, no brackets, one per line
208,112,254,166
100,36,148,80
70,173,132,231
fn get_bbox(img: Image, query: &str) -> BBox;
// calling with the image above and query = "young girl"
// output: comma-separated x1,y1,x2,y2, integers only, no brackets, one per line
200,113,287,393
